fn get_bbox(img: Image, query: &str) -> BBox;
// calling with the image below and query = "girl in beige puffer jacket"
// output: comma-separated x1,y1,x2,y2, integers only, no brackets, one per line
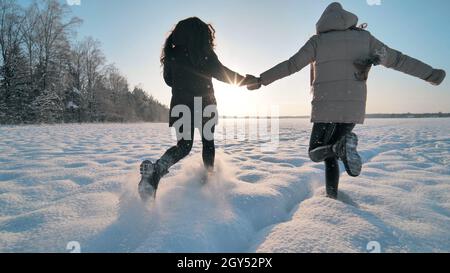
252,2,446,199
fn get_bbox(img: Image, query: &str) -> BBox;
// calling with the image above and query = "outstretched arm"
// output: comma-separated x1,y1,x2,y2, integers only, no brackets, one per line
215,65,247,85
209,52,247,85
369,34,445,85
260,36,317,86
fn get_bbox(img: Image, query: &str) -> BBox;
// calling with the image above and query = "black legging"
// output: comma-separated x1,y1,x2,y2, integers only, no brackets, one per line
158,125,215,173
309,123,355,198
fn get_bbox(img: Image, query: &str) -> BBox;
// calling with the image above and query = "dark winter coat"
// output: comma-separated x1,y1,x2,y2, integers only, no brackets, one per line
164,47,245,127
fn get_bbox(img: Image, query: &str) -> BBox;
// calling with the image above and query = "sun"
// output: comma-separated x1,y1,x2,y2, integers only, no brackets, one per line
213,80,264,117
213,81,245,116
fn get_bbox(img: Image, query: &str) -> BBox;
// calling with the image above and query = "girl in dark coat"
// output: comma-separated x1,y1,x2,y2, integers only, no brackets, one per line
139,17,257,200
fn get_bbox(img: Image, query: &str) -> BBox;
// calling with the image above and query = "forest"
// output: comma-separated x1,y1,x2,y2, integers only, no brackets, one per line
0,0,169,124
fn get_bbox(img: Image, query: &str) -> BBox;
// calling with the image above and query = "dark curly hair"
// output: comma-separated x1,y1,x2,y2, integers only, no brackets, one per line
161,17,216,68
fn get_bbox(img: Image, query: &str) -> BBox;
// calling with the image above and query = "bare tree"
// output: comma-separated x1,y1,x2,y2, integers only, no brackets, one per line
19,1,39,87
34,0,81,91
68,40,87,93
102,64,128,93
80,37,105,120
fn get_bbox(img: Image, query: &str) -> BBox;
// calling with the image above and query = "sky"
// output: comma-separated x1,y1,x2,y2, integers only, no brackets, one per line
21,0,450,116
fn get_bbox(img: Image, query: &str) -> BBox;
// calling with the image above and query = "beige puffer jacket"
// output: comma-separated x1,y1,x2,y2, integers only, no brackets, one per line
260,2,442,124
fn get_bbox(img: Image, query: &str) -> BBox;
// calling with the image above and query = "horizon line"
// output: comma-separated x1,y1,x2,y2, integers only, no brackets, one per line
220,113,450,119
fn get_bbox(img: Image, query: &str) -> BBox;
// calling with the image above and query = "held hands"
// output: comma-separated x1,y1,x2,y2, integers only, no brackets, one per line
243,74,262,91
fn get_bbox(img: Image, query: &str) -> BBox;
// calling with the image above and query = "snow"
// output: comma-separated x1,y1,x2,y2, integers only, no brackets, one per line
72,88,82,95
66,101,79,109
0,119,449,253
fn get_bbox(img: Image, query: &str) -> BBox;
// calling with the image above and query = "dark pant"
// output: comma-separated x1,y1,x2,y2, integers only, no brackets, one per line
158,125,215,173
309,123,355,198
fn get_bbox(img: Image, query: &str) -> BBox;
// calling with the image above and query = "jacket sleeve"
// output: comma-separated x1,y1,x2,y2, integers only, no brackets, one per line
260,36,317,86
369,34,433,80
163,62,173,87
209,52,246,85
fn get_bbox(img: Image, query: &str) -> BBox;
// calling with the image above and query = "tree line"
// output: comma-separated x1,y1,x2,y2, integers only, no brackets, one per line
0,0,168,124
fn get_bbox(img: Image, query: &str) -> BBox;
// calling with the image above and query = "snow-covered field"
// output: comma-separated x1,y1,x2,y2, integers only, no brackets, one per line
0,119,449,253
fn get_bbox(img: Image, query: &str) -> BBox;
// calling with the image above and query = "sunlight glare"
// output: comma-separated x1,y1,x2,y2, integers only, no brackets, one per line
213,80,269,117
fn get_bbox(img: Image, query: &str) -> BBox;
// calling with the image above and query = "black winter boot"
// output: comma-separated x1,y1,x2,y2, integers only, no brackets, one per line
333,132,362,177
138,160,168,201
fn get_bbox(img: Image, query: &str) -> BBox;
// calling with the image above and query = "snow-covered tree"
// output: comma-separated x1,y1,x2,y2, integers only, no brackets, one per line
31,88,63,123
0,0,30,124
0,0,169,124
